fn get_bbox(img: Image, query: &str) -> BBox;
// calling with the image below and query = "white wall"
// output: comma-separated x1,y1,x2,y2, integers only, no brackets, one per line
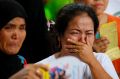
105,0,120,16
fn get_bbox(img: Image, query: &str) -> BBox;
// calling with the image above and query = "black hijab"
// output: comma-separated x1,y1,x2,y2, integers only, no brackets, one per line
0,0,27,78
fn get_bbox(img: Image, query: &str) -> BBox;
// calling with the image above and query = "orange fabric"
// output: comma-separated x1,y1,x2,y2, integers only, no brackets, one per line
112,58,120,74
108,15,120,74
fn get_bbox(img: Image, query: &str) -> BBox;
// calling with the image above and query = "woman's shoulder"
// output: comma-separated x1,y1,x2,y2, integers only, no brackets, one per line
94,52,119,79
94,52,110,62
36,54,56,64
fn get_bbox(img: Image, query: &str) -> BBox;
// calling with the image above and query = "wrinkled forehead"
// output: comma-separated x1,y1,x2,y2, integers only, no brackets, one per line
68,14,94,29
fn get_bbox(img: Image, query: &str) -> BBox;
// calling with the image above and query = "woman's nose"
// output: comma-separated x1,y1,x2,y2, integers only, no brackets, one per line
79,34,87,43
11,30,19,39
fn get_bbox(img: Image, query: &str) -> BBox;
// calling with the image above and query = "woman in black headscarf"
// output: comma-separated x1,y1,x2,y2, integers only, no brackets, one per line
0,0,27,78
0,0,61,79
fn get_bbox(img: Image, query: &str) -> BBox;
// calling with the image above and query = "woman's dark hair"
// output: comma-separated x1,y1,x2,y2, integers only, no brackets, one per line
55,3,99,36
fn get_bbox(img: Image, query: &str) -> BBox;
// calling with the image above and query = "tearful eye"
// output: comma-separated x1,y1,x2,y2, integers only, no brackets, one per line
3,24,14,31
70,32,80,35
87,33,94,36
19,25,26,30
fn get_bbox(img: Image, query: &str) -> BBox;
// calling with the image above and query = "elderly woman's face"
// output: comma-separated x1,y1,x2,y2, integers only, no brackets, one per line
61,14,95,47
81,0,109,15
0,17,26,55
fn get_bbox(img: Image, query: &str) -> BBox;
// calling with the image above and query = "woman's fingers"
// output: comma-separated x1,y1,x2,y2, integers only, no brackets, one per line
93,36,110,52
67,38,84,46
64,44,82,53
33,64,49,70
9,64,49,79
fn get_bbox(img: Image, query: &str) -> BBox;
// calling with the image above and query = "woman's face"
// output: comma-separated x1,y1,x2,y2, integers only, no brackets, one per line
61,14,95,48
83,0,109,15
0,17,26,55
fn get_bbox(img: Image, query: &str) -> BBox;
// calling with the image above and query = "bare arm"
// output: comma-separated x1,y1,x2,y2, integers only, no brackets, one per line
88,59,112,79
